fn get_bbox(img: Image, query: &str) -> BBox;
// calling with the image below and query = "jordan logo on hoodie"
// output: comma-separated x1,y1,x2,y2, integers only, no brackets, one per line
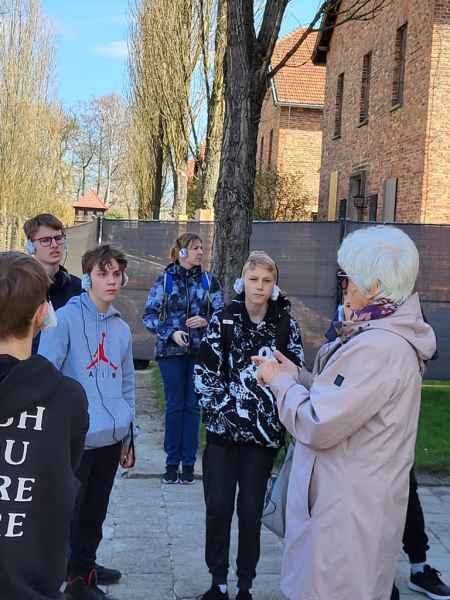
86,332,118,377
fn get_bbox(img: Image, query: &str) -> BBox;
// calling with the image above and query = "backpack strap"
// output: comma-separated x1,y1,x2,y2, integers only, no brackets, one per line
220,304,236,382
275,312,303,365
159,272,173,323
201,271,212,317
275,313,291,355
200,271,210,291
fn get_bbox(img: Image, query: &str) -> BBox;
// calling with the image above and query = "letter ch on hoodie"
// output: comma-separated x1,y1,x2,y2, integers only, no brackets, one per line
38,293,135,448
0,354,88,599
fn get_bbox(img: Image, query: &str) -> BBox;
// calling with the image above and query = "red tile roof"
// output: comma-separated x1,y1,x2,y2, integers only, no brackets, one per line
271,28,326,107
73,190,108,210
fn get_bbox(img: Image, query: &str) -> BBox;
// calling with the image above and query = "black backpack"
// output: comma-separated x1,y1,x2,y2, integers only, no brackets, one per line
219,303,292,381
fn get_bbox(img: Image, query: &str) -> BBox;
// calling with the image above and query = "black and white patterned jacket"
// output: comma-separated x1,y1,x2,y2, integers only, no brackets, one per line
194,295,304,449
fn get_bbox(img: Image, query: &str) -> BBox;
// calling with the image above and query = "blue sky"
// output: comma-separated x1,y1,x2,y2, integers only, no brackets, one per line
43,0,321,107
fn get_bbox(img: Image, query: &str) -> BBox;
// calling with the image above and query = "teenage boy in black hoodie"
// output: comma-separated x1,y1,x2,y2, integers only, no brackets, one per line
194,251,304,600
0,251,88,600
23,213,81,354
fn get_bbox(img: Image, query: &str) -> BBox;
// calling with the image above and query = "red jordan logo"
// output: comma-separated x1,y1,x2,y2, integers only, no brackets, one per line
86,332,118,372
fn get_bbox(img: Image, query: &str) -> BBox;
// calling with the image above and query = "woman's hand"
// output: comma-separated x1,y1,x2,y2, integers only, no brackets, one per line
120,442,135,469
252,350,298,386
273,350,298,378
254,358,281,386
186,316,208,329
172,331,190,347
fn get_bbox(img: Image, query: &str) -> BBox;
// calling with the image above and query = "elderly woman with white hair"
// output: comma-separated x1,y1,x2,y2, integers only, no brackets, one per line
254,226,437,600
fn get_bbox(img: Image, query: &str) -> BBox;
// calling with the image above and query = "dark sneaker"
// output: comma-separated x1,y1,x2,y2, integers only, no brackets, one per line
94,563,121,585
391,584,400,600
409,565,450,599
236,591,253,600
180,465,195,485
64,570,109,599
200,584,229,599
162,465,178,484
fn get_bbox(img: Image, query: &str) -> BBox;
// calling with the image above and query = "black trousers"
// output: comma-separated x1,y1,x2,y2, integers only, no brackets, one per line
202,441,276,591
69,442,121,577
402,467,429,563
392,467,429,598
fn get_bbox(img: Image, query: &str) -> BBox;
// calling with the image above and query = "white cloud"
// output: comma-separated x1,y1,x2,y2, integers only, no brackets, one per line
93,40,128,60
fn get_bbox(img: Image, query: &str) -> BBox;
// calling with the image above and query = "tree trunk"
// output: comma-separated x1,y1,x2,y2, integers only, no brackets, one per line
212,85,262,297
105,151,112,203
81,165,87,196
152,114,164,219
213,3,266,297
6,219,13,251
11,216,20,250
175,157,188,217
137,189,147,219
200,0,226,210
212,0,288,298
171,148,188,218
96,135,103,195
0,205,6,251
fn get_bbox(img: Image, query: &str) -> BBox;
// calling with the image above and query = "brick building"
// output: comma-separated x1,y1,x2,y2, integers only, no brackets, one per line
256,28,326,220
73,191,108,224
314,0,450,223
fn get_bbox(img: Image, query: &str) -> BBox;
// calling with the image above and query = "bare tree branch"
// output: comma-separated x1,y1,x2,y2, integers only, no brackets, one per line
199,0,211,103
258,0,288,58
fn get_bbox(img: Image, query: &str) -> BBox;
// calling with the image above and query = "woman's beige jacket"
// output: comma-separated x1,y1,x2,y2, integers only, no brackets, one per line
270,293,436,600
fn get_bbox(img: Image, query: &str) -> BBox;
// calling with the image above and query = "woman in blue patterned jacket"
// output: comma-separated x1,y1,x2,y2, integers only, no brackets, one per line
143,233,223,484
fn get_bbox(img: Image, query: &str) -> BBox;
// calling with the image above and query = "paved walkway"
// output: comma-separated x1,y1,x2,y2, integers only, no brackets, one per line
95,371,450,600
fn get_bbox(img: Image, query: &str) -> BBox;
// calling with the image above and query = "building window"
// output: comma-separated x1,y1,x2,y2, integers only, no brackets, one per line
268,129,274,168
349,171,367,220
368,193,378,221
392,24,408,107
359,52,372,124
259,136,264,171
334,73,344,138
383,177,398,222
338,199,347,220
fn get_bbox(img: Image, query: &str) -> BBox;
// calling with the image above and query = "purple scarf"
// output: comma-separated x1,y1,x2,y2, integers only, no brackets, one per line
353,298,400,321
333,298,401,340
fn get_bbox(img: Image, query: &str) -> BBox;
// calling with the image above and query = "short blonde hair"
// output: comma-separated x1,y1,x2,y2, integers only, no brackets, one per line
242,251,278,281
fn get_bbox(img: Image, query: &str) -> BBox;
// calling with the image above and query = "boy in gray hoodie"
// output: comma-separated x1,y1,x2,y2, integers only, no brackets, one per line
39,244,135,600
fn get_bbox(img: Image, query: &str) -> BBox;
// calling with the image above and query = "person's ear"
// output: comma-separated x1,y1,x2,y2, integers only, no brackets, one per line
32,302,48,336
367,279,381,300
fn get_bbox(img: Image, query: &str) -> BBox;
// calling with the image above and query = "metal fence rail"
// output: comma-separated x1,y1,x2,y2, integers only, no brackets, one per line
65,219,450,380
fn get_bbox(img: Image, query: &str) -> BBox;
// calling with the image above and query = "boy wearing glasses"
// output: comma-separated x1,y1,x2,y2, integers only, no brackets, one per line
23,214,81,353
